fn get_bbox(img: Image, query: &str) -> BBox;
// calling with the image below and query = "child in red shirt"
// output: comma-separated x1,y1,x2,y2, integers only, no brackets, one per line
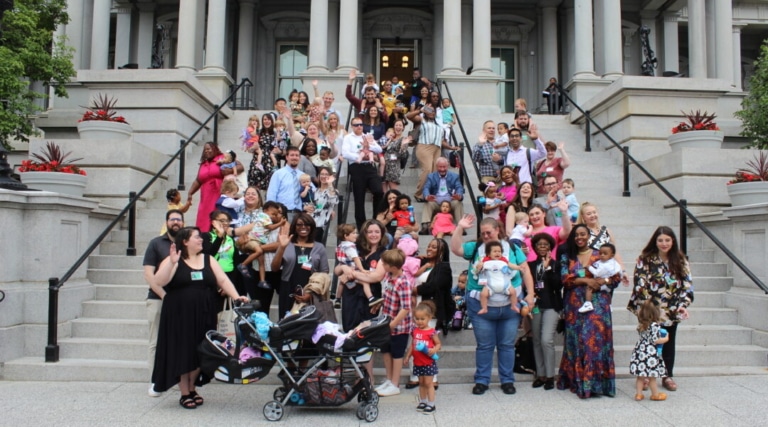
392,194,418,242
404,300,441,413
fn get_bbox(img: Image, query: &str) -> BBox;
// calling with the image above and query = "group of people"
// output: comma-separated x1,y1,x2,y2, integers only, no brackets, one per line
142,74,693,412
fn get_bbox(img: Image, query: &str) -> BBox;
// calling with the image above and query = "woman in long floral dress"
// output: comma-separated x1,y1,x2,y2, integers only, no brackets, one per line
556,224,618,399
247,113,276,190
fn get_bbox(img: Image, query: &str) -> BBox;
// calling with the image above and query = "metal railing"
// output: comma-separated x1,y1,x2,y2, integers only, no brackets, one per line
45,78,254,362
228,79,254,110
559,83,767,294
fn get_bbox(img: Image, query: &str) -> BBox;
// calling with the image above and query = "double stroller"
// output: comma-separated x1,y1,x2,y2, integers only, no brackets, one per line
198,302,391,422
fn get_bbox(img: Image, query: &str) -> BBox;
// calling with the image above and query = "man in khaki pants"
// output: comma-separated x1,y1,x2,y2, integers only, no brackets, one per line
142,209,184,397
407,105,458,201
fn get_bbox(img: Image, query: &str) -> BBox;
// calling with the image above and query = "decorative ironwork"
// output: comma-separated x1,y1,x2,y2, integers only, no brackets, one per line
151,23,169,69
640,25,657,77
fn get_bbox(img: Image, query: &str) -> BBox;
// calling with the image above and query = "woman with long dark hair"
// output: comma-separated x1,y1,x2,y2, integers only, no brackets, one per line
247,114,276,190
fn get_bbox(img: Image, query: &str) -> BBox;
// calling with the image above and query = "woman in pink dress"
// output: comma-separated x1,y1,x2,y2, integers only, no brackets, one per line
187,142,243,232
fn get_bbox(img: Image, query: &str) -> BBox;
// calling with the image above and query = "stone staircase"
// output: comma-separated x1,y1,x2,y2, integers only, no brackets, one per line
3,111,767,382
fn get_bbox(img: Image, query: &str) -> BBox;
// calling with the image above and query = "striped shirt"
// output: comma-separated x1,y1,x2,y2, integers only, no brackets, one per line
418,121,444,147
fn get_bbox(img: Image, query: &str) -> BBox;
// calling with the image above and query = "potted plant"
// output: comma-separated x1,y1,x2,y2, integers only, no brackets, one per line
725,151,768,207
77,93,133,140
18,141,88,196
668,110,724,150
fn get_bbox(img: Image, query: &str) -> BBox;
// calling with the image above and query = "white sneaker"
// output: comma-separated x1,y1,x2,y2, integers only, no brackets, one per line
578,302,594,313
148,383,162,397
374,379,392,392
378,383,401,397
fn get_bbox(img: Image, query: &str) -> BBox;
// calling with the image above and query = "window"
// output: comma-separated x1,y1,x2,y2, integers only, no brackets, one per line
277,44,308,100
491,47,517,113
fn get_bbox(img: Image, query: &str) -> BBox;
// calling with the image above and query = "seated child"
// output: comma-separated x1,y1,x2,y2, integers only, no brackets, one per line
582,243,622,313
430,201,456,239
509,212,533,248
481,182,505,220
562,178,580,223
392,194,419,242
397,236,421,282
236,192,285,290
311,146,336,173
299,173,316,208
335,224,381,306
473,241,524,315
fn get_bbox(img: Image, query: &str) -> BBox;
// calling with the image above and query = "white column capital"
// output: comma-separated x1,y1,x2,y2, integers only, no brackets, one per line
663,11,680,22
732,24,746,33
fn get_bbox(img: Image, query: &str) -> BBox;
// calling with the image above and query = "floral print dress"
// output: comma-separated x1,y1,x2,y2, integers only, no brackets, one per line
383,137,407,183
248,131,275,190
629,322,667,377
627,256,693,326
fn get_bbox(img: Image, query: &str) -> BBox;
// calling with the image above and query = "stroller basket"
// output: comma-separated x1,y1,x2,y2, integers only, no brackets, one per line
198,331,275,384
270,305,321,343
342,314,392,352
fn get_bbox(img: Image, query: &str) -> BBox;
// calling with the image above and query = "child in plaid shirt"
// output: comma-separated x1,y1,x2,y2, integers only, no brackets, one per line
373,248,413,397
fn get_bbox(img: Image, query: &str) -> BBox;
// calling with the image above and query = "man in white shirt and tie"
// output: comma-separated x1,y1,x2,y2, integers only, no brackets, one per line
341,117,383,229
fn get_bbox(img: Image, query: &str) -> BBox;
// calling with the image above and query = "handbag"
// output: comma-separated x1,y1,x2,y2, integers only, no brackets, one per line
513,334,536,374
309,293,337,324
217,298,237,341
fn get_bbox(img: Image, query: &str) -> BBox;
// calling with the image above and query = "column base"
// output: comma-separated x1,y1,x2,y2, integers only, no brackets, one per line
437,68,466,77
196,69,235,102
435,74,501,118
602,72,624,81
564,75,611,109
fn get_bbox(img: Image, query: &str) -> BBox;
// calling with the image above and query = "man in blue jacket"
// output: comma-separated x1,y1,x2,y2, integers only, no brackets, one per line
419,157,464,235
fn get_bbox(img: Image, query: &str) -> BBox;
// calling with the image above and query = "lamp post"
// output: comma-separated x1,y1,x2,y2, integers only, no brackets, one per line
0,144,28,190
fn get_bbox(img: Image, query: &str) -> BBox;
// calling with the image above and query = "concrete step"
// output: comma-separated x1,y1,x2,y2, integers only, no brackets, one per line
100,241,148,256
611,307,737,325
612,324,754,347
109,228,165,243
687,249,715,263
59,338,147,361
70,318,148,340
94,284,148,301
82,301,146,320
88,269,145,285
611,290,724,308
0,357,148,382
614,344,768,367
88,254,144,270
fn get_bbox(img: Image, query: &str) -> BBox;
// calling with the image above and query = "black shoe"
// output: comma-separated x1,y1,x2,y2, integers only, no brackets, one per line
501,383,516,395
257,281,271,290
532,378,546,388
472,383,489,395
544,378,555,390
418,226,430,236
405,381,419,390
333,299,341,309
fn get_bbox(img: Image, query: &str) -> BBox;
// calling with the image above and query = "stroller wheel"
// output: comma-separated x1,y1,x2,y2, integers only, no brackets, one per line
273,387,287,402
363,403,379,422
356,402,366,420
263,400,284,422
368,390,379,405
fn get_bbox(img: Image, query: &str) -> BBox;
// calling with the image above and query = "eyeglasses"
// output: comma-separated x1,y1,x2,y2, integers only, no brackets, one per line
295,223,311,228
481,231,494,236
168,218,183,222
545,182,557,186
351,123,363,127
509,134,522,138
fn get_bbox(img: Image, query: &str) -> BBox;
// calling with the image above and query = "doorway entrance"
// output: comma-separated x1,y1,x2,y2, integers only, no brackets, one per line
376,39,418,99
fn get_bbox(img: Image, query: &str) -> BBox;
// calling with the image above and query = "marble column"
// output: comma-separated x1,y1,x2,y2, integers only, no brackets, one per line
715,0,734,83
327,0,340,70
337,0,358,71
306,0,329,72
461,0,473,71
601,0,623,79
434,0,444,75
733,25,744,90
176,0,199,70
441,0,462,74
90,0,111,70
541,6,558,82
114,4,132,68
65,0,85,69
688,0,706,78
203,0,227,71
136,2,156,69
563,5,575,81
662,12,679,73
573,0,595,77
236,0,256,81
471,0,492,74
705,0,716,77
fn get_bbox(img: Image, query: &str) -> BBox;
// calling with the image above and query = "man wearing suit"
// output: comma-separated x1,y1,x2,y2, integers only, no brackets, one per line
419,157,464,235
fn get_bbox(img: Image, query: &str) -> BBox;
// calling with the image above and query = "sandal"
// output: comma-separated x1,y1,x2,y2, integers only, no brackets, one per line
634,393,644,401
650,392,667,401
189,390,204,406
179,394,197,409
662,377,677,391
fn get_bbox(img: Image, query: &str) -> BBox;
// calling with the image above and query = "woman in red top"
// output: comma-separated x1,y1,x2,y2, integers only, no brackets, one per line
188,142,243,232
534,141,570,195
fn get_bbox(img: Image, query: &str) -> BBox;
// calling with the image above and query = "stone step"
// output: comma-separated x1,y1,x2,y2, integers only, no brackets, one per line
687,249,715,263
612,324,754,347
94,284,148,301
82,301,146,320
59,338,147,361
611,290,724,308
88,269,145,285
109,227,165,243
0,357,148,382
88,254,144,270
611,307,737,325
71,318,148,340
100,241,148,256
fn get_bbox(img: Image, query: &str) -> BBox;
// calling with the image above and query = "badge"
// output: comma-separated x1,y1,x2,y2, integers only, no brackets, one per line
535,280,544,290
191,271,203,281
301,262,312,270
479,278,488,287
298,255,309,264
390,154,398,160
576,268,586,278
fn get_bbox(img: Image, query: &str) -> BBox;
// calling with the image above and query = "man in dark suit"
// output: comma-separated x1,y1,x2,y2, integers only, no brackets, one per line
419,157,464,235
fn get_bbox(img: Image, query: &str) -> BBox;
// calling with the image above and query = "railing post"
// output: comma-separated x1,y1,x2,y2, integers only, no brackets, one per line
178,139,186,191
127,191,137,256
213,104,219,144
45,277,60,362
585,111,592,152
622,146,631,197
337,194,344,226
679,199,688,255
458,143,465,185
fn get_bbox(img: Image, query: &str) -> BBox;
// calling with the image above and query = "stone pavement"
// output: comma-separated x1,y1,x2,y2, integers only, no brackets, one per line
2,375,767,426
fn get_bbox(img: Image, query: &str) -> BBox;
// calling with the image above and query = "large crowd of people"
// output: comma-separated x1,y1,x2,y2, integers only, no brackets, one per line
143,70,694,410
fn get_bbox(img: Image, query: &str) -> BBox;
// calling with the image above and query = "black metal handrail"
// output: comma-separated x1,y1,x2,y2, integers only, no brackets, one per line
45,78,254,362
558,83,767,294
229,79,254,110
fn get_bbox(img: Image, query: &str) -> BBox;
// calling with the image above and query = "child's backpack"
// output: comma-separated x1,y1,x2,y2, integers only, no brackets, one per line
451,307,464,331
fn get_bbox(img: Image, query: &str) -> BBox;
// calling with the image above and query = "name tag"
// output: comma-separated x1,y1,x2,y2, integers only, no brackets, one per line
191,271,203,281
298,255,309,264
390,154,398,160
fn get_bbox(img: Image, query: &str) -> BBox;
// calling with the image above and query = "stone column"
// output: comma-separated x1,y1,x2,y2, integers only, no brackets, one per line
337,0,358,71
327,0,340,70
176,0,199,70
114,3,132,68
433,0,444,75
461,0,473,71
90,0,111,70
471,0,492,75
688,0,706,78
441,0,462,74
573,0,595,77
563,5,575,81
601,0,623,79
705,0,716,77
662,12,679,74
541,6,558,83
203,0,227,71
136,2,156,69
733,25,744,90
715,0,734,83
66,0,84,69
306,0,329,72
236,0,257,81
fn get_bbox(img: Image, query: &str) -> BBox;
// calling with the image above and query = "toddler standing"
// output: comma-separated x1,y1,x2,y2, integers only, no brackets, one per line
581,243,621,313
481,183,505,220
629,299,669,401
404,300,441,413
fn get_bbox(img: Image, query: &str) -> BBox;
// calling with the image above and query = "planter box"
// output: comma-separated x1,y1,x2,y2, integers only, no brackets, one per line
726,181,768,207
77,120,133,140
668,130,723,151
20,172,88,197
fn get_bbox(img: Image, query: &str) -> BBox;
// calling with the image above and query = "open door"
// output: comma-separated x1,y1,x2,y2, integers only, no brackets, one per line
376,39,418,98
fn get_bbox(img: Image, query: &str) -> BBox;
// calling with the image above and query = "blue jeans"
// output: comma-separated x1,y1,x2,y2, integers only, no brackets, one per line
466,296,521,385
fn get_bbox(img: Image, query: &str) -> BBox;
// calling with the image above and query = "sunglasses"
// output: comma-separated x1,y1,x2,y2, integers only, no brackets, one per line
351,123,363,127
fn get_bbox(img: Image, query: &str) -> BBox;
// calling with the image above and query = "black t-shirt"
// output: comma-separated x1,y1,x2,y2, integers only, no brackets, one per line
142,234,173,299
528,259,562,311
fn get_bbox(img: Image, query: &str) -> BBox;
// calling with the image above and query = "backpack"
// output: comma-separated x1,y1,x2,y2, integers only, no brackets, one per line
451,307,464,330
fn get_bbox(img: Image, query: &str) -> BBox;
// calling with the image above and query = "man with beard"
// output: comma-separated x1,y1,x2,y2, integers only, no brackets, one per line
346,70,389,122
143,209,184,397
267,146,305,222
496,126,546,186
514,110,537,149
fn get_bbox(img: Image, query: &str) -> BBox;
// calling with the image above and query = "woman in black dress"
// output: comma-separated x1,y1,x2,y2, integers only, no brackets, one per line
152,227,248,409
247,113,276,190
